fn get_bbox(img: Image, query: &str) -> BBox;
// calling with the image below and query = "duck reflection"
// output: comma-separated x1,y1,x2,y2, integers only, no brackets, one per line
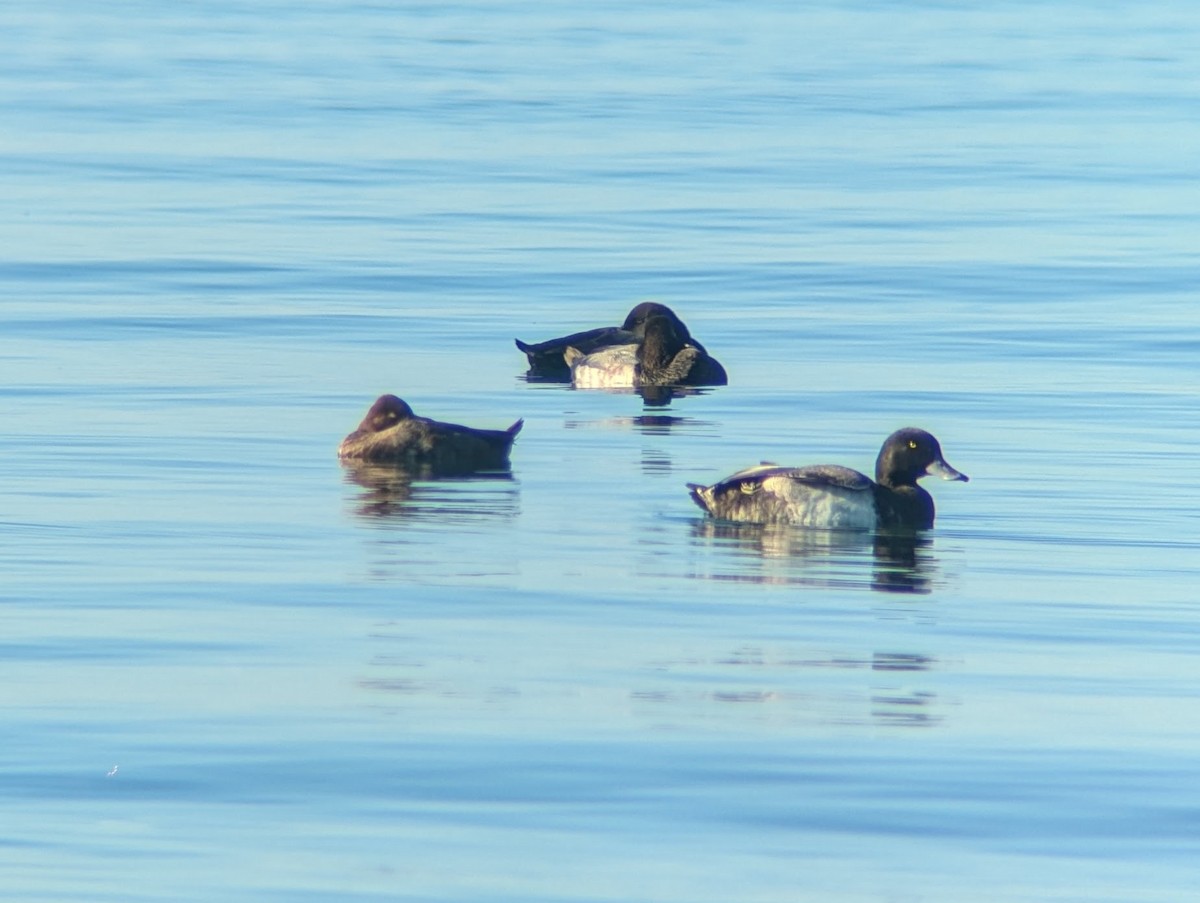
631,413,691,434
869,652,941,726
688,521,936,594
522,379,720,408
340,460,519,522
637,385,718,407
640,448,674,476
632,647,942,730
564,385,720,408
563,412,714,435
870,531,937,595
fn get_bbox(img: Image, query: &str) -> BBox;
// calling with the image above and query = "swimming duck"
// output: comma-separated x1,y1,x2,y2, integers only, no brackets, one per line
338,395,523,472
515,302,725,384
564,312,727,389
687,428,968,529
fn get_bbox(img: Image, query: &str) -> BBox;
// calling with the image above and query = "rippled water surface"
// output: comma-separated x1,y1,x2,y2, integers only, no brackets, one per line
3,2,1199,901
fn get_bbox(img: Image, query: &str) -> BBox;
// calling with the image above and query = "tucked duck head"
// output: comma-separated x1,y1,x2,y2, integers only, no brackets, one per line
622,302,690,339
639,313,690,371
875,428,969,489
358,394,415,434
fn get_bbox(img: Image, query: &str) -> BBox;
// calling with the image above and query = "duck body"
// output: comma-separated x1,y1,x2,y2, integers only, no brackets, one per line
338,395,523,472
515,325,640,376
687,428,967,530
564,313,727,389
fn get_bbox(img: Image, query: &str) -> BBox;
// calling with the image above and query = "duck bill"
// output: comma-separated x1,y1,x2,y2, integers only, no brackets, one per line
926,457,969,483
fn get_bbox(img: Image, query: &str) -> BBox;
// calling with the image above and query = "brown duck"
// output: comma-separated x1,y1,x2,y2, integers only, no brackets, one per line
338,395,523,472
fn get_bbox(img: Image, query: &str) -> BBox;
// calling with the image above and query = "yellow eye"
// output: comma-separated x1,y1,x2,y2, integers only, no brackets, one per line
908,439,919,450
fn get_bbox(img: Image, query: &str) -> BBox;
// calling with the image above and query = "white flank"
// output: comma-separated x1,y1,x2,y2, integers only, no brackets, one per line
569,345,638,388
762,475,877,529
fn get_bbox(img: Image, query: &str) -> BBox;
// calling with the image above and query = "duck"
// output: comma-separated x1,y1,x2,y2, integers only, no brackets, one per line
564,312,727,389
515,302,725,384
515,301,668,376
687,428,968,530
337,395,523,472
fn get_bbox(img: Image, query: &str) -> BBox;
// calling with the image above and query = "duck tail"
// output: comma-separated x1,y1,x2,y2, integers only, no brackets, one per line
507,418,525,437
686,482,714,514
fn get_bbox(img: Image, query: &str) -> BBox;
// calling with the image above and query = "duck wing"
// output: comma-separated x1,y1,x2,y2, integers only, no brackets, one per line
426,416,522,449
768,464,872,492
706,463,871,493
515,326,638,363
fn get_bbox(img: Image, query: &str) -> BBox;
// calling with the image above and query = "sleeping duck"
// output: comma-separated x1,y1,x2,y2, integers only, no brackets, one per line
338,394,523,472
515,302,725,384
564,313,727,389
687,428,967,530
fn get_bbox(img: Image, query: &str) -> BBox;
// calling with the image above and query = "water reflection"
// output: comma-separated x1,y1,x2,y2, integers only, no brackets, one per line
869,652,941,726
632,647,943,729
871,532,940,595
640,448,674,476
357,622,943,731
688,521,937,594
340,461,520,523
563,413,714,435
637,385,716,407
521,377,720,408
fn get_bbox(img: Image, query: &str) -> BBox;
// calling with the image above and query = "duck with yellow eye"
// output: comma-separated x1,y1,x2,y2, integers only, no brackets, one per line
687,428,968,530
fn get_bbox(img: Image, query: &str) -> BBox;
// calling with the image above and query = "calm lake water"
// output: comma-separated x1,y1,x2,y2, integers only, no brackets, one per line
3,2,1199,901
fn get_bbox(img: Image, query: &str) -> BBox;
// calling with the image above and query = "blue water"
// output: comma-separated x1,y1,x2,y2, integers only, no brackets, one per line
3,2,1200,901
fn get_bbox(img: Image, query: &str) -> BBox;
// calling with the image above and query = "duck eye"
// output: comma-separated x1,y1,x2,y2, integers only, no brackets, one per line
908,439,918,450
